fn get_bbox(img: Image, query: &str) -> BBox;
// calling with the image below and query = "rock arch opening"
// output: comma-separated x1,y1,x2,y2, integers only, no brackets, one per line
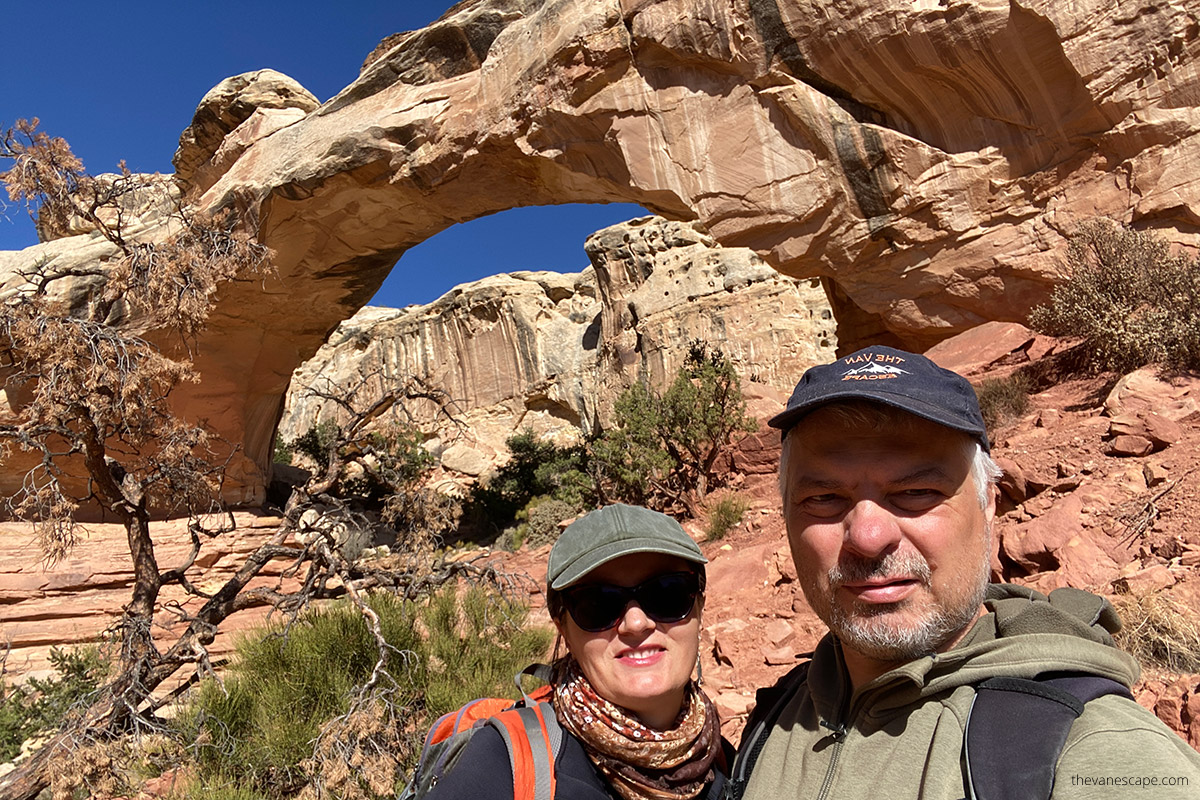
368,203,650,309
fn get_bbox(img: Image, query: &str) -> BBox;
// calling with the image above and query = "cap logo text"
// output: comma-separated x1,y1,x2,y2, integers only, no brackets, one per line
841,355,910,381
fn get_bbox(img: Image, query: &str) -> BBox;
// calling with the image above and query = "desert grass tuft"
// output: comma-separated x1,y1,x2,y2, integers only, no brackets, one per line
974,372,1031,435
1113,591,1200,673
705,494,750,542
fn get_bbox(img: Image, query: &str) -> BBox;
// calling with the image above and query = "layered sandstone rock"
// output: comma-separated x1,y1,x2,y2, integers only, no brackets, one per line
3,0,1198,504
173,69,320,196
0,512,290,682
279,216,834,479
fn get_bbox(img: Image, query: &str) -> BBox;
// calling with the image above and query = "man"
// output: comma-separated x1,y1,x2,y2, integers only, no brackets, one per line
732,345,1200,800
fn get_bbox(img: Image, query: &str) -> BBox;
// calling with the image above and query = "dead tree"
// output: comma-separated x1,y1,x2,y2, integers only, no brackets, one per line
0,118,271,799
0,121,511,800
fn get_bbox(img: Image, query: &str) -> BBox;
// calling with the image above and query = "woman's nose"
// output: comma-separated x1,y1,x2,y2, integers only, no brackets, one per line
843,499,903,557
616,601,655,634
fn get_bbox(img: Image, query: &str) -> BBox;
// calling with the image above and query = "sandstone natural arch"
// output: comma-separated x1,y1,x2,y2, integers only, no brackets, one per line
3,0,1198,504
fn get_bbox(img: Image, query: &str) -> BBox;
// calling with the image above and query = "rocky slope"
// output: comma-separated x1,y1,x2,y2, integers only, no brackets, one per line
3,325,1198,752
4,0,1197,506
279,215,835,481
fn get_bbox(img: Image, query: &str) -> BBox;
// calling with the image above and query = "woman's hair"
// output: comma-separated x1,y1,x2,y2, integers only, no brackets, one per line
545,563,708,623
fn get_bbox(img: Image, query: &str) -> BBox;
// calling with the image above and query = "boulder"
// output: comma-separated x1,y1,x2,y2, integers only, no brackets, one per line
1104,369,1200,421
924,322,1036,378
1108,412,1182,452
1143,414,1185,449
712,691,755,721
762,645,798,666
995,456,1028,504
1153,677,1193,735
1189,690,1200,750
763,618,796,649
1114,564,1177,595
1106,434,1155,458
1003,494,1087,573
1053,535,1121,591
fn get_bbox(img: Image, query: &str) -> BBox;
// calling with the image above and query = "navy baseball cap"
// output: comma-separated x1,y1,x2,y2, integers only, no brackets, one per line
768,345,990,451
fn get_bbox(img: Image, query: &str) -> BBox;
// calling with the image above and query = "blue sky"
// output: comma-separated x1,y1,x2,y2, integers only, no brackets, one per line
0,1,647,308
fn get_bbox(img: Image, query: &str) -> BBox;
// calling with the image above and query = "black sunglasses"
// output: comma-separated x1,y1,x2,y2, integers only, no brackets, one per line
561,571,701,632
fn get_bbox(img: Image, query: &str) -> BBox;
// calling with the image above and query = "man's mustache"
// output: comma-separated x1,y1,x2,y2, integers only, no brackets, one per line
829,550,932,587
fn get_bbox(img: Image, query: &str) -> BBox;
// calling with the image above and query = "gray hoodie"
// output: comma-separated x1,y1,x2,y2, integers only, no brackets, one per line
740,584,1200,800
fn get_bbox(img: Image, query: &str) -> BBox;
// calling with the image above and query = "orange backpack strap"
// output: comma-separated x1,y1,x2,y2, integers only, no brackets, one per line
426,698,516,744
486,703,560,800
489,663,561,800
400,665,561,800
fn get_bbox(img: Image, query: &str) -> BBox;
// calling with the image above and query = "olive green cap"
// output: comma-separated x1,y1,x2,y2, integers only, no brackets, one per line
546,504,707,590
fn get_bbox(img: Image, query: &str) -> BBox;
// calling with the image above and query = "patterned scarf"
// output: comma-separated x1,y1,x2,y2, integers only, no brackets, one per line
552,658,722,800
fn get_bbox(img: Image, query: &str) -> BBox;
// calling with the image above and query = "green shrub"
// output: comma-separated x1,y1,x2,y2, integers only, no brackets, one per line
283,419,434,494
183,595,422,794
974,372,1031,435
508,496,575,550
278,419,448,538
178,587,551,799
178,786,270,800
705,494,750,542
421,588,553,715
591,342,757,515
589,381,670,508
271,436,293,465
0,691,25,765
287,420,341,470
1029,221,1200,372
0,646,107,762
465,430,594,539
340,426,435,505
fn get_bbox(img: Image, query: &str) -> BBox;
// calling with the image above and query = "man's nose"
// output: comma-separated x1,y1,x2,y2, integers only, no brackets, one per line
843,499,902,557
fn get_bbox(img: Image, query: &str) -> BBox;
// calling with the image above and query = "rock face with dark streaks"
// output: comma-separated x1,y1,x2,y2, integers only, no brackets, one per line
2,0,1197,503
279,216,835,480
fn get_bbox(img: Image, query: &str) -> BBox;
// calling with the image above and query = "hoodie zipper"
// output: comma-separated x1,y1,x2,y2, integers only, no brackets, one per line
816,720,847,800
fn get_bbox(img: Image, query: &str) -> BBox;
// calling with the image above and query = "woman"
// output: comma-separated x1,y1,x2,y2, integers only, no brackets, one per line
426,503,729,800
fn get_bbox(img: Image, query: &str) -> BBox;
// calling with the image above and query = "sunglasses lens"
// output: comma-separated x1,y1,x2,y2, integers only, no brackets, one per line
565,585,629,632
638,573,699,623
563,572,699,632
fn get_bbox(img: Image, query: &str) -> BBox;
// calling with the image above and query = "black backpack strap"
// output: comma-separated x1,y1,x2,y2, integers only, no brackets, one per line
724,661,810,800
1039,673,1134,704
964,673,1132,800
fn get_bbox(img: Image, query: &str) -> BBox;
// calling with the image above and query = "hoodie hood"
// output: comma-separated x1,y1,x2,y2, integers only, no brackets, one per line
923,584,1139,691
984,583,1124,644
810,583,1142,721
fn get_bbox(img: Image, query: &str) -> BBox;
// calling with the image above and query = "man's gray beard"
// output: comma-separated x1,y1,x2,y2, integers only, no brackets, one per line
821,549,988,663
